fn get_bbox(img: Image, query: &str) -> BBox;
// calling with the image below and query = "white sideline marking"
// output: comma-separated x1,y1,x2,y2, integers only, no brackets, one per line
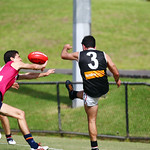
0,142,63,150
0,142,28,147
49,148,63,150
16,143,29,147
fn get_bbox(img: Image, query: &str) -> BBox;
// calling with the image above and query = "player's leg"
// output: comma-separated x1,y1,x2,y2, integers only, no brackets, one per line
0,115,16,144
84,104,99,150
0,103,30,134
0,115,11,135
65,80,83,99
0,103,48,150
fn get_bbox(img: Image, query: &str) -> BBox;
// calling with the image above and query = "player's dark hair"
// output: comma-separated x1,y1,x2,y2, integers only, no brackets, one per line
81,35,96,48
4,50,19,64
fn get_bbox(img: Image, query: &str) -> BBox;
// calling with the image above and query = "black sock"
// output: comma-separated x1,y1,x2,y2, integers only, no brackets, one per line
69,91,78,100
24,133,38,149
6,134,12,141
91,141,98,150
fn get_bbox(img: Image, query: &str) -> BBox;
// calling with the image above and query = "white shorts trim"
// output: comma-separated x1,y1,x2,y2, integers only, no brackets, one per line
83,92,100,106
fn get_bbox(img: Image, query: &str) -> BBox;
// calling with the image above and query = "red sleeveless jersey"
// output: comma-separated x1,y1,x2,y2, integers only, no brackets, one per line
0,61,19,101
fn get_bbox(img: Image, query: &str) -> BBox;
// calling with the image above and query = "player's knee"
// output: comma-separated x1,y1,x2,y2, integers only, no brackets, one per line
18,110,25,120
0,114,4,120
0,115,6,120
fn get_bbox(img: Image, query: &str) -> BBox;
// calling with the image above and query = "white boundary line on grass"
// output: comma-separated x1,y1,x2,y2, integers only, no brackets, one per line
0,142,29,146
0,142,63,150
49,148,63,150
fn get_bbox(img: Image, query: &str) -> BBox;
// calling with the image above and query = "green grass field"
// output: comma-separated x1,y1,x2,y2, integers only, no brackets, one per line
0,134,150,150
0,0,150,69
0,0,150,149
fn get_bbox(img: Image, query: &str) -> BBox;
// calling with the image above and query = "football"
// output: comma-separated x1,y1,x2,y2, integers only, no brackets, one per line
28,51,48,64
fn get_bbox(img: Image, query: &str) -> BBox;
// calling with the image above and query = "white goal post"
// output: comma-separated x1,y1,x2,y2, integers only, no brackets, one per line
72,0,91,108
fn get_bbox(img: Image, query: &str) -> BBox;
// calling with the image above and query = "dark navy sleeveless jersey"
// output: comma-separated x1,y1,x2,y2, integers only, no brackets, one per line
78,49,109,97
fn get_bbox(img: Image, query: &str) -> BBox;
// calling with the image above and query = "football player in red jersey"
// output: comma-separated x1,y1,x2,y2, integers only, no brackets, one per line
0,50,55,150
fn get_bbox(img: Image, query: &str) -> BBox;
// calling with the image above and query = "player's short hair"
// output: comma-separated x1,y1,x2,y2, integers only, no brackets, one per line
81,35,96,48
4,50,19,64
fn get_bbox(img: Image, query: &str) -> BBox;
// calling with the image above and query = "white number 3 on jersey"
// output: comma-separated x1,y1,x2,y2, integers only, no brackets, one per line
87,52,98,69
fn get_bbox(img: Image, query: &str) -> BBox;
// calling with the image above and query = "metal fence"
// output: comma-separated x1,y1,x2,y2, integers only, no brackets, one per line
1,81,150,141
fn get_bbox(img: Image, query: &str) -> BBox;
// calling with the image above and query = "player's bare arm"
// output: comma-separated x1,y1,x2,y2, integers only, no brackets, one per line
18,69,55,80
11,61,47,71
61,44,79,61
11,82,19,90
106,54,121,87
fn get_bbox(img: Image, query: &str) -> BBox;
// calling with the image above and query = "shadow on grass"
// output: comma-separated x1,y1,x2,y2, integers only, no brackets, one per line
10,85,72,106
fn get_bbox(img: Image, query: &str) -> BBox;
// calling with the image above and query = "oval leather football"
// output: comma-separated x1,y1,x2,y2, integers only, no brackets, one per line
28,51,48,64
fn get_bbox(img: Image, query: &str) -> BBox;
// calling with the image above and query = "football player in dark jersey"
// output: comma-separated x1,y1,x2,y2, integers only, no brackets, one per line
61,35,121,150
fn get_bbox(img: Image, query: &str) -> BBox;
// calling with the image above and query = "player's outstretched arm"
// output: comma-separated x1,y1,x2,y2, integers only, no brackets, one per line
11,82,19,90
18,69,55,80
61,44,79,60
11,61,48,71
106,54,121,87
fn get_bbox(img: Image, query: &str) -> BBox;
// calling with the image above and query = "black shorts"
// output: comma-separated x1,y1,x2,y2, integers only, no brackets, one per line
0,92,3,109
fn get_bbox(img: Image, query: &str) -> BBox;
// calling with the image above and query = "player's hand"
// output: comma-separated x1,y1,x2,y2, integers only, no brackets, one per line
116,79,121,88
41,61,48,71
11,82,19,90
45,69,55,76
64,44,72,50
